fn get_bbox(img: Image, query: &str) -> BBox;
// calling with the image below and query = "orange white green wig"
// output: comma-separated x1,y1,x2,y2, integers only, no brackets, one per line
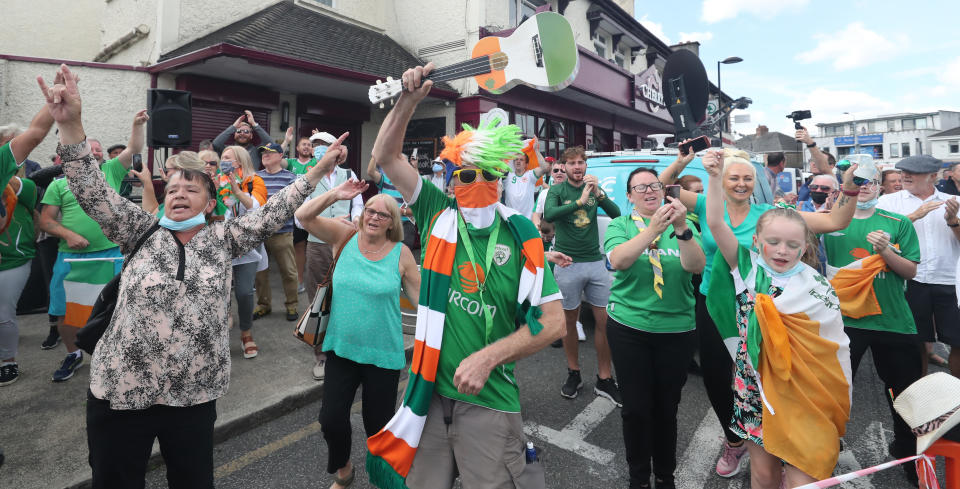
438,118,523,177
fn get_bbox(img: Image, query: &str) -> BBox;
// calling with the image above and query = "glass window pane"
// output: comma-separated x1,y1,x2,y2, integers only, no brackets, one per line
902,143,911,156
537,117,550,139
902,119,915,131
915,118,927,129
887,120,896,132
890,143,899,157
552,121,565,139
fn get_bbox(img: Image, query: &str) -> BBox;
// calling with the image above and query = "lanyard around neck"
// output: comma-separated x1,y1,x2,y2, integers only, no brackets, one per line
456,211,500,343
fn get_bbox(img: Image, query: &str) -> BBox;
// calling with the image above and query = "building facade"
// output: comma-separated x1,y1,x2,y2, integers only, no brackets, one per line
929,127,960,164
0,0,714,174
813,111,960,166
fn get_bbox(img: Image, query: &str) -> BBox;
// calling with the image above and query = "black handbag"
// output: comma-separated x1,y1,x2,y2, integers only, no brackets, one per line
75,222,161,355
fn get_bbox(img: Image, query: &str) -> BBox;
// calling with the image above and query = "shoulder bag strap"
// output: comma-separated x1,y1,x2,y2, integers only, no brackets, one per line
123,222,162,272
320,229,358,286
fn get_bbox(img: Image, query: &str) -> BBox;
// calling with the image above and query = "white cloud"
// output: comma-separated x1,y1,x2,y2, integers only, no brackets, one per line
678,31,714,43
701,0,809,23
775,88,895,134
638,15,671,44
938,56,960,86
795,22,904,70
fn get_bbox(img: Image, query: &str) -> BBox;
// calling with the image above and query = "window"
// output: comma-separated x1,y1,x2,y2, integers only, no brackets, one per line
614,50,626,68
511,109,576,160
868,121,878,132
915,118,927,130
887,120,897,132
889,143,899,158
311,0,333,6
950,140,960,154
509,0,545,27
902,119,916,131
902,142,911,157
593,33,607,58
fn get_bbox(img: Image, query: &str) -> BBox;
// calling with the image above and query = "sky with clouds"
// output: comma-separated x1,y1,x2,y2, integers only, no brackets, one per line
632,0,960,137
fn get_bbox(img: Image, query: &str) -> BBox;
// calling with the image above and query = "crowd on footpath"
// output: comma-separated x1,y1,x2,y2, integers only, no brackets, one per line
1,61,959,489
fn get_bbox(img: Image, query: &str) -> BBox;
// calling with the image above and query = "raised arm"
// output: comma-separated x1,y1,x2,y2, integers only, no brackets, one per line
8,105,54,164
799,164,857,234
703,151,738,269
365,156,382,185
371,64,435,202
115,109,148,169
796,127,830,175
38,64,153,251
128,163,159,214
211,121,238,154
294,179,367,245
658,143,700,210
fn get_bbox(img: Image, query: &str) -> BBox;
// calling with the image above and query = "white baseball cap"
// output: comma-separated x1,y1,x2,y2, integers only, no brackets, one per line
309,132,336,145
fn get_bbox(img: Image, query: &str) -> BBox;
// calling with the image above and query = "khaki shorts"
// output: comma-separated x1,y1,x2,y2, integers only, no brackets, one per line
406,395,526,489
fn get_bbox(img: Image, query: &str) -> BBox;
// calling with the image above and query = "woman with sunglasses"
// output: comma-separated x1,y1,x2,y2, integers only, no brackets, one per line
295,182,420,489
604,167,705,489
659,144,857,478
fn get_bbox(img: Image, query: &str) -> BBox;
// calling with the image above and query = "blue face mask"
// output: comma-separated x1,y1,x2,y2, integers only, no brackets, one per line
856,197,879,210
158,211,207,231
313,145,328,161
432,162,444,173
756,252,805,279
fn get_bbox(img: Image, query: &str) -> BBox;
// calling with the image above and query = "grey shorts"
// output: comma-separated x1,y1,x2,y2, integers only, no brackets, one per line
406,395,526,489
553,259,612,310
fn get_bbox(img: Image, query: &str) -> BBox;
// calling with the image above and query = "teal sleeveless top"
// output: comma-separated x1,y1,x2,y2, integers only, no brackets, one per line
322,234,405,370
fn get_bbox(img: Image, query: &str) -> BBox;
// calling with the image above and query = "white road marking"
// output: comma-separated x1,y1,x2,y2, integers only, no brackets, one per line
675,408,724,489
836,450,875,489
523,397,618,465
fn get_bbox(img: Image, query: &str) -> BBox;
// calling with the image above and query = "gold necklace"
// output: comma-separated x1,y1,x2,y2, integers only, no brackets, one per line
359,235,389,254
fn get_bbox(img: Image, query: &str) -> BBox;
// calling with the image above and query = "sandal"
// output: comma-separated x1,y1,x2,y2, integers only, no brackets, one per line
241,334,258,359
332,465,354,488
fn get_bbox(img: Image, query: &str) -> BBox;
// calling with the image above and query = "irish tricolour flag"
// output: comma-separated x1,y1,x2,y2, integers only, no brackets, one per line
63,259,119,328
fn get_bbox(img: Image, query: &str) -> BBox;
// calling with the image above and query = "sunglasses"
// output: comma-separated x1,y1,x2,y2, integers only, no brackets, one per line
363,208,391,221
808,184,834,191
235,129,252,135
204,160,218,166
552,168,565,174
453,168,499,184
630,182,664,193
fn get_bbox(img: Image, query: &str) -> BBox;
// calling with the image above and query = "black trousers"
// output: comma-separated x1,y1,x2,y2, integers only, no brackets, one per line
905,280,960,345
695,291,741,444
846,327,924,457
319,351,401,474
86,391,216,489
608,318,697,487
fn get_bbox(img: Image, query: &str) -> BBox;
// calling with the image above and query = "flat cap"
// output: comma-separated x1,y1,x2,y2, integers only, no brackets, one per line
895,154,943,174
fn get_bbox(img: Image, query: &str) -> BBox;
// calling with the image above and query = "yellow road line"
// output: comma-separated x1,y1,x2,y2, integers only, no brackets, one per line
214,378,408,480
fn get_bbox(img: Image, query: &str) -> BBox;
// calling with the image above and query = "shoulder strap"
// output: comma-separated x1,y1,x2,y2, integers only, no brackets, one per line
123,222,162,271
321,229,358,286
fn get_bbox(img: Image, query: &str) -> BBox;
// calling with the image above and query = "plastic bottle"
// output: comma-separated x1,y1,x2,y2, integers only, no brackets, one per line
525,442,537,463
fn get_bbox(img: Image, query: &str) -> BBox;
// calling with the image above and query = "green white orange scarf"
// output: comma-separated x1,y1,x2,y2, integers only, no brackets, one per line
365,202,548,489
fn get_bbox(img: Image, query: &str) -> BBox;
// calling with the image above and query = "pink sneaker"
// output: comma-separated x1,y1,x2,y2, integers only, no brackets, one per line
716,439,748,477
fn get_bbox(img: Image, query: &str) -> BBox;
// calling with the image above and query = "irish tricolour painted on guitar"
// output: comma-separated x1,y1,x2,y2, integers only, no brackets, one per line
368,12,579,105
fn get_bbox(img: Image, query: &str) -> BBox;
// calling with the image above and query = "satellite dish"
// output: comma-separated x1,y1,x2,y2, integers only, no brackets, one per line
663,50,709,126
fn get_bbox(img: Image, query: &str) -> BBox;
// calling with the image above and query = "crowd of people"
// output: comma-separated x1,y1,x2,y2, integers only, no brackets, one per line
1,62,959,489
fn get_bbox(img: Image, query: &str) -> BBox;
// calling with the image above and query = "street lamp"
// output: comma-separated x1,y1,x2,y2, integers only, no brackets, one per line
717,56,743,133
843,111,859,155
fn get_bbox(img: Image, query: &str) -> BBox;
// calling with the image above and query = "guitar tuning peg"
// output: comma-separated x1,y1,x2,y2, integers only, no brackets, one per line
390,98,395,106
376,79,382,85
379,102,385,109
386,76,394,82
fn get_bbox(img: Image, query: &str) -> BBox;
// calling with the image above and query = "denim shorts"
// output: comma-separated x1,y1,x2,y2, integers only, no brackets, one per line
553,259,612,310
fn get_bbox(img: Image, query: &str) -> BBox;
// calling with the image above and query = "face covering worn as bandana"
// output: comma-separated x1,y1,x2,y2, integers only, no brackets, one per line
159,211,207,231
313,145,328,161
809,191,829,205
454,180,499,228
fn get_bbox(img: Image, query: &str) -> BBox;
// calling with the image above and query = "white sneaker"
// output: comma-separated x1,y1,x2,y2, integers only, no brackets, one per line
298,283,306,294
312,360,325,381
576,321,586,342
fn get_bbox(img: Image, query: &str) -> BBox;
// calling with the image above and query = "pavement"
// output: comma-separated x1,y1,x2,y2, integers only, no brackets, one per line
0,268,416,489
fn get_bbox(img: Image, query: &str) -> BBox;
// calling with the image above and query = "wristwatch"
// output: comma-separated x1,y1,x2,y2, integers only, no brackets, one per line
675,228,694,241
948,221,960,228
806,142,817,148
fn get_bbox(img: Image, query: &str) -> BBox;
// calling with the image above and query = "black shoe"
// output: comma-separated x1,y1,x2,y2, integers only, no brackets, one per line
654,477,676,489
41,326,60,350
560,369,583,399
52,353,83,382
550,339,562,348
0,363,20,386
595,376,623,407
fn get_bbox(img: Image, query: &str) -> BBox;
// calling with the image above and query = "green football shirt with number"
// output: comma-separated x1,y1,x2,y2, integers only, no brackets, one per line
411,179,561,413
822,209,921,334
543,180,621,262
41,157,129,253
604,215,701,333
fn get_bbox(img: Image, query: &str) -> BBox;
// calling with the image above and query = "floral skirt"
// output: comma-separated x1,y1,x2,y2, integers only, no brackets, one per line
730,289,765,446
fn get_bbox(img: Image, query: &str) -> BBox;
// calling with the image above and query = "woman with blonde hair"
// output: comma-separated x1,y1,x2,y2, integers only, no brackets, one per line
295,183,420,489
660,144,857,478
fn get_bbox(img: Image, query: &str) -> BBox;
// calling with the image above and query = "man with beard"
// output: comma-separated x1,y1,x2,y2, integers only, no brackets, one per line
364,63,563,489
878,154,960,377
213,110,273,170
544,146,623,405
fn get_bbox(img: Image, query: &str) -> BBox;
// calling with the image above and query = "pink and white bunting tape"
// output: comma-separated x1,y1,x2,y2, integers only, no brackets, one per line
792,455,939,489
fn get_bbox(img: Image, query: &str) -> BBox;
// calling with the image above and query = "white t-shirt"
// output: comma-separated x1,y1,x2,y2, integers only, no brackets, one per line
503,169,538,219
534,187,550,215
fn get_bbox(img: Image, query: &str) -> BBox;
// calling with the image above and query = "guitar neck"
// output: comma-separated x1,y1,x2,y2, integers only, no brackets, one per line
426,55,497,82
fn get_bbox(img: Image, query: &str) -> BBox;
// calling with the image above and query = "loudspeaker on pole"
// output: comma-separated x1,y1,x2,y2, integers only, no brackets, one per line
147,89,192,147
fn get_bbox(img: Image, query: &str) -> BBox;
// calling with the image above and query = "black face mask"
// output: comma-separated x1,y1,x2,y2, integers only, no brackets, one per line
810,191,829,205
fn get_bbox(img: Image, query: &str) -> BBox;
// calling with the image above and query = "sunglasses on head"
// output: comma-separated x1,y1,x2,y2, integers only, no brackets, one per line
453,168,499,184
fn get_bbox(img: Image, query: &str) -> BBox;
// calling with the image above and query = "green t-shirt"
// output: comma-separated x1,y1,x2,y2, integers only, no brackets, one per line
542,180,621,262
604,215,701,332
0,142,37,270
693,193,773,295
285,157,317,175
411,179,561,412
822,209,921,334
41,157,128,253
